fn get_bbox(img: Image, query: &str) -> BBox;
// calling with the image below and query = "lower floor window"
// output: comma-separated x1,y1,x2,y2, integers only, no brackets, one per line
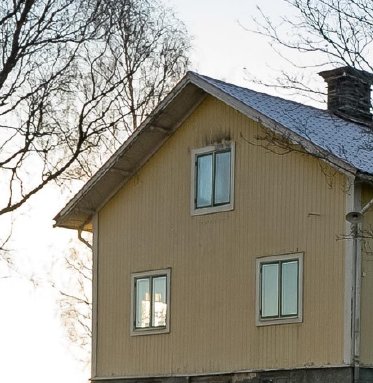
131,269,170,334
256,253,303,325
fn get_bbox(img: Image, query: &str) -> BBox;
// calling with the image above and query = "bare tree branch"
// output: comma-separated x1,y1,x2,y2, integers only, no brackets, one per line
246,0,373,102
0,0,190,216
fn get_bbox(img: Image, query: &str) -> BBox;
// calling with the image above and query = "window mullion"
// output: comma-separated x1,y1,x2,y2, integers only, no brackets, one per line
149,276,153,328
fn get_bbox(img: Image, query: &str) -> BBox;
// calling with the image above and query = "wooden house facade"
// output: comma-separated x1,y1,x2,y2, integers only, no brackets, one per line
55,67,373,383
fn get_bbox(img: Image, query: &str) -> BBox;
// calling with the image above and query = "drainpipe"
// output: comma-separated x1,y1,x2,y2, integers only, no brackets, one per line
352,221,360,383
346,194,373,383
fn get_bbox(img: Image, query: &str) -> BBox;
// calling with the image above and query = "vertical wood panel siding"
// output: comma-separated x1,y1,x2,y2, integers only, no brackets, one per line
360,187,373,366
97,96,347,377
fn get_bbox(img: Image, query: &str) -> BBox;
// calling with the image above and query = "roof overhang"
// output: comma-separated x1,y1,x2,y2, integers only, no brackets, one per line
54,72,361,231
54,74,207,230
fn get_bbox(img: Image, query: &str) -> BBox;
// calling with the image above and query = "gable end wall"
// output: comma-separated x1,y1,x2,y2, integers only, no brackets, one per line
95,96,348,378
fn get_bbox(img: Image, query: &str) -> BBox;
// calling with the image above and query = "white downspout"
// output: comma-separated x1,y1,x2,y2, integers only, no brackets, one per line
346,187,373,383
351,221,361,383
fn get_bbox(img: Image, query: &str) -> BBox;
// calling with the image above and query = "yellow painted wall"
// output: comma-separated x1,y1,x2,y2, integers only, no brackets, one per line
95,96,348,378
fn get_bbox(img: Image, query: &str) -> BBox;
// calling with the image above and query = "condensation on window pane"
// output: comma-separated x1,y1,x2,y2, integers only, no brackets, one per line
152,276,167,327
196,154,213,208
136,278,150,328
281,260,298,316
261,263,279,317
214,151,231,204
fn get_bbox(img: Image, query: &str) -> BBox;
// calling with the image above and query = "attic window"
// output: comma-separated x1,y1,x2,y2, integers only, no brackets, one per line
191,143,235,215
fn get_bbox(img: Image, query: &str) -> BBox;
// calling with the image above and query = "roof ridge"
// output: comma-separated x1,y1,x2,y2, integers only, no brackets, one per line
190,71,355,124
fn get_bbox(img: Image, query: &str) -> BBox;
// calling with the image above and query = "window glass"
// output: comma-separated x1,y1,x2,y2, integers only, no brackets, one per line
135,278,150,328
152,276,167,327
196,154,213,208
214,151,231,204
261,263,279,317
281,260,298,316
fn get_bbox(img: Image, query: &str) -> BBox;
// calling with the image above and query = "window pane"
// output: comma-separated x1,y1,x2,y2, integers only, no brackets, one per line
196,154,213,208
152,276,167,327
281,260,298,316
261,263,279,318
135,278,150,328
214,151,231,205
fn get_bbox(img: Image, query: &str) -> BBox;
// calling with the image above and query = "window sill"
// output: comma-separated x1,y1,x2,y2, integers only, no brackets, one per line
130,327,170,336
191,202,234,216
256,316,303,327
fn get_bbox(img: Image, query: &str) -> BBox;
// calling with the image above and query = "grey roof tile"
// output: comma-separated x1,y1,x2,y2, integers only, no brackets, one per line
196,73,373,175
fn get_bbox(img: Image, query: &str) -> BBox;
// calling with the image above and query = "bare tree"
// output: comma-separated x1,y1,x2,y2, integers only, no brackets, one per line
63,0,190,179
40,0,189,362
0,230,13,279
0,0,189,364
56,239,92,363
248,0,373,102
0,0,190,213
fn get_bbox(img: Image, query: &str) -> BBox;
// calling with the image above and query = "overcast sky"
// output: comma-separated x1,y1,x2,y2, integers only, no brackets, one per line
0,1,311,383
167,0,294,84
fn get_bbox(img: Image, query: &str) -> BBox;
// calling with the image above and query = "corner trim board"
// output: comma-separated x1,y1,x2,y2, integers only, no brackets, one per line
91,213,99,378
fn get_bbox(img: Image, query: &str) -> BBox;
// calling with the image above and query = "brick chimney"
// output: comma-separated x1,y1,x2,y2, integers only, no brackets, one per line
319,66,373,124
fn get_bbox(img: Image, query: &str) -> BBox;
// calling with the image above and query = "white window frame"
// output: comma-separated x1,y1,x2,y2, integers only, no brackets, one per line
190,142,235,216
130,268,171,336
256,253,303,326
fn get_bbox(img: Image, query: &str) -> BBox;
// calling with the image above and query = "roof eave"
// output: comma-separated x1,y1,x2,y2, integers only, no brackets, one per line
54,73,207,230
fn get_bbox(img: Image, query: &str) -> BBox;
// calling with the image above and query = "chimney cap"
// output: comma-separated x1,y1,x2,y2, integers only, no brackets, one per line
319,66,373,84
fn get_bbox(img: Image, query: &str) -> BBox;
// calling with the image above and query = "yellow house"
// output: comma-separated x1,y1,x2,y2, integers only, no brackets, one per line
55,67,373,383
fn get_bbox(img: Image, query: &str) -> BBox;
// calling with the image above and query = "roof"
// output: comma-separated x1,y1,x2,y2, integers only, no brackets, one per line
54,71,373,230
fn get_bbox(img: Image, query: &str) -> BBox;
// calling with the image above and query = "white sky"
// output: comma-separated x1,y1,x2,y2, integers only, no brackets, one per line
0,1,318,383
166,0,308,86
